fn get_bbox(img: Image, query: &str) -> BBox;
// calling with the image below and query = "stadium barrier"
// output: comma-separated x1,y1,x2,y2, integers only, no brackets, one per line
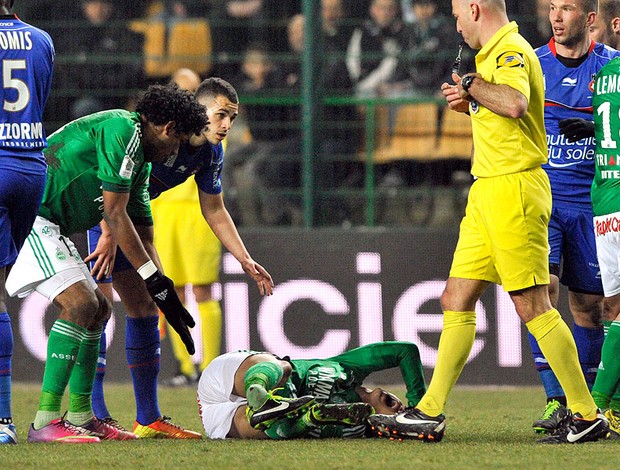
10,228,572,386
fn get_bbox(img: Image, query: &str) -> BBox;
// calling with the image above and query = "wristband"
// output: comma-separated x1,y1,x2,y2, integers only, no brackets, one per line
137,260,158,280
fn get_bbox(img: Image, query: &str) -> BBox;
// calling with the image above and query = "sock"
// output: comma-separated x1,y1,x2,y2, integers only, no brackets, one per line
92,321,111,420
603,321,620,410
34,320,86,429
263,412,316,439
573,324,604,390
126,316,161,426
0,313,13,422
416,311,476,417
168,322,197,378
244,362,284,409
198,300,222,371
67,328,101,425
527,332,564,399
592,321,620,410
526,309,597,420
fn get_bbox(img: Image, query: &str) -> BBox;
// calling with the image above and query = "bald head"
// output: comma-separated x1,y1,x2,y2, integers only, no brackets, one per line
455,0,506,12
171,68,201,93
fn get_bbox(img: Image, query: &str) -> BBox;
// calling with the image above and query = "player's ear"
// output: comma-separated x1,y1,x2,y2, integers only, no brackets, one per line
586,12,596,28
162,121,177,136
612,17,620,34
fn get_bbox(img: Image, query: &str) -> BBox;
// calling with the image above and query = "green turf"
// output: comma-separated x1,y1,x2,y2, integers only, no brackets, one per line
1,384,618,469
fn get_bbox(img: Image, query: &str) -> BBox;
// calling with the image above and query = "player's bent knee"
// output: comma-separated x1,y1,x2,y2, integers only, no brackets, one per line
56,284,101,328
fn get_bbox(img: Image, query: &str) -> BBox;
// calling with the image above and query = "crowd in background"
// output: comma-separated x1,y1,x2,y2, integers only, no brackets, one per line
14,0,548,227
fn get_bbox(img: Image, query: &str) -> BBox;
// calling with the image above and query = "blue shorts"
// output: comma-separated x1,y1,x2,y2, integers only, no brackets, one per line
548,205,603,294
86,225,132,283
0,168,45,267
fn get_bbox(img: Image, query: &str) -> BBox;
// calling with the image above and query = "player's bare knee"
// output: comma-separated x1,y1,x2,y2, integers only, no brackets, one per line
94,290,113,326
278,360,292,385
58,291,100,328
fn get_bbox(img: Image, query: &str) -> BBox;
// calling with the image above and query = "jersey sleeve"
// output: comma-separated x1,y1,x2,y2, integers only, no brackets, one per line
126,161,153,225
328,341,427,408
96,120,143,193
491,47,531,103
194,142,224,195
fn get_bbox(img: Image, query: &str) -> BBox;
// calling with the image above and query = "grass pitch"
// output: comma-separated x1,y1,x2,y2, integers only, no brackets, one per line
1,383,618,469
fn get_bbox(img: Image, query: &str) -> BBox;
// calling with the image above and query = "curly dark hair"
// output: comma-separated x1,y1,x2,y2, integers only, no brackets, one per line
135,84,208,136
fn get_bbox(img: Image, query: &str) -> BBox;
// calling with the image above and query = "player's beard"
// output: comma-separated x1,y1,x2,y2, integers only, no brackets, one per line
554,20,589,49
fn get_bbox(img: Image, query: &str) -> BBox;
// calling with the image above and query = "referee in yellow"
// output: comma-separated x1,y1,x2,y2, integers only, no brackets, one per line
368,0,609,444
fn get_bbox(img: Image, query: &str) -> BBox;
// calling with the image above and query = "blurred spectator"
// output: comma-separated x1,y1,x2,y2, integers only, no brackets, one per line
519,0,552,49
129,0,212,80
389,0,459,97
322,0,354,55
208,0,268,78
346,0,410,97
255,13,362,226
225,44,289,225
55,0,144,121
590,0,620,49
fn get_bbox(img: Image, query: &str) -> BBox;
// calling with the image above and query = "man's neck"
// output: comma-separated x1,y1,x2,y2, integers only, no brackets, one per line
478,15,509,48
555,38,591,59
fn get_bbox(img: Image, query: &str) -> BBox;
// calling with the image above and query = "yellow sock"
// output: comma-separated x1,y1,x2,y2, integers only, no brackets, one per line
198,300,222,371
526,309,597,420
417,311,476,417
168,324,196,378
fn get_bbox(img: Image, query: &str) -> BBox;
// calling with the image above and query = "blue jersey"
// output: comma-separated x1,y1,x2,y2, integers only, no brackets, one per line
537,39,620,209
0,14,54,172
149,140,224,199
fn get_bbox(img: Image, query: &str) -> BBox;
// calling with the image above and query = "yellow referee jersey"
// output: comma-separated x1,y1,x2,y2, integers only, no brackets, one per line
470,21,547,178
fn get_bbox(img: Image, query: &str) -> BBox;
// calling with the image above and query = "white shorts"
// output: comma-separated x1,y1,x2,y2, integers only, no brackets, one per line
594,211,620,297
6,216,97,301
197,351,254,439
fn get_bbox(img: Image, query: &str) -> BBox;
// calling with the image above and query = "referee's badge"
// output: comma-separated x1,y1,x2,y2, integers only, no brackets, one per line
470,100,479,114
496,51,524,68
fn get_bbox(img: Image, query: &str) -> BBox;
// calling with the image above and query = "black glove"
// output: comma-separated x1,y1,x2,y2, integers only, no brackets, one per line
558,118,595,143
144,270,196,354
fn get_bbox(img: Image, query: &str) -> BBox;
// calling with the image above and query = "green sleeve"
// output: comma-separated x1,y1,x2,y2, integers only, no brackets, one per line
96,118,143,191
125,161,153,224
328,341,427,408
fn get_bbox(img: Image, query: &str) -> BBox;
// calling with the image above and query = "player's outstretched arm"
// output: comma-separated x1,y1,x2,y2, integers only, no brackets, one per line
199,190,274,295
331,341,426,408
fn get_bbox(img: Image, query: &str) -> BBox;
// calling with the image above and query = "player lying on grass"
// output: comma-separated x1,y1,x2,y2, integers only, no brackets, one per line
197,341,426,439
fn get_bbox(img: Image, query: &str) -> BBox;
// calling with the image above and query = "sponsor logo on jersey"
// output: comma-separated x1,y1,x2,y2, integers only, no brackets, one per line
562,77,578,87
306,366,337,400
470,100,479,114
496,51,524,68
595,215,620,235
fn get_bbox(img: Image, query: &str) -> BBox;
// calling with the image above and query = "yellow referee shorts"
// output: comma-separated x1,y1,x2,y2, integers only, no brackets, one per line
450,166,551,292
151,198,221,287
